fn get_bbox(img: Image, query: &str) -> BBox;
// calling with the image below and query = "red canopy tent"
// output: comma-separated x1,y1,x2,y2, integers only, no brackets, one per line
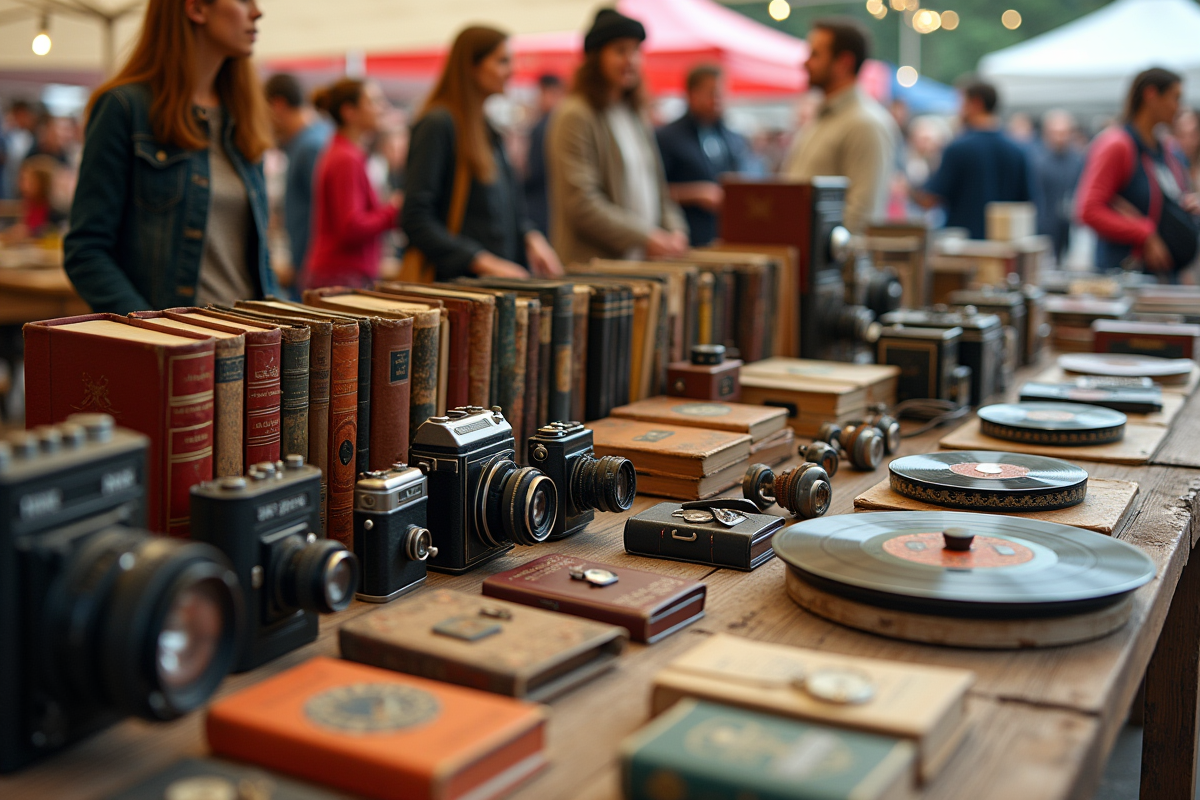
270,0,810,97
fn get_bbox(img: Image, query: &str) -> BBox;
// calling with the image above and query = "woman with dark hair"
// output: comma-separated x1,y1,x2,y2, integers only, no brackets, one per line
1076,67,1200,275
402,25,561,281
546,8,688,265
64,0,276,313
305,78,399,289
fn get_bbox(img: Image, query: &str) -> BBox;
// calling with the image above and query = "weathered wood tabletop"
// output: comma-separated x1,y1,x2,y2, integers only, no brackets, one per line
4,360,1199,800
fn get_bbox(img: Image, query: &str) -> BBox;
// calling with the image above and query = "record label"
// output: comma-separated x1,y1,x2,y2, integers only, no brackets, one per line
881,533,1036,568
889,451,1088,511
947,462,1030,480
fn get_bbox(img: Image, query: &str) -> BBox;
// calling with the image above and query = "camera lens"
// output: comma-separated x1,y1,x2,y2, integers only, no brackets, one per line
45,528,242,721
280,538,359,614
478,458,559,547
741,463,777,511
572,455,637,514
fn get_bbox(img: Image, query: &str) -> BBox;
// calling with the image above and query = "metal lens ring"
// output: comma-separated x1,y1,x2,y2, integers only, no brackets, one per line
817,422,843,448
67,531,242,721
404,526,435,561
802,442,839,477
502,466,558,545
574,455,637,513
476,456,516,548
291,538,359,614
742,463,777,511
777,463,832,519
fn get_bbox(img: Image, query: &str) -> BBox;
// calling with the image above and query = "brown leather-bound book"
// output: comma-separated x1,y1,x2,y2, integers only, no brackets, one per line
483,554,706,643
305,289,443,442
610,397,787,442
748,426,794,465
634,459,748,501
24,314,215,536
339,589,626,701
510,298,531,450
373,287,469,410
522,298,541,451
378,282,495,408
589,417,751,478
130,313,246,478
223,306,333,536
188,309,295,464
206,657,548,800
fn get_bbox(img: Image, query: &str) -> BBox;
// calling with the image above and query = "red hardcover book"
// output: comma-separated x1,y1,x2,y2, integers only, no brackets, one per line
23,313,214,536
206,657,547,800
176,309,284,466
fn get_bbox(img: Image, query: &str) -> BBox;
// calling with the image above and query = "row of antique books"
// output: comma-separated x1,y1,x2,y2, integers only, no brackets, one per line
22,256,781,541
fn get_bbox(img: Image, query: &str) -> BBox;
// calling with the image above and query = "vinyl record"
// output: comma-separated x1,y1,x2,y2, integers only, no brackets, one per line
978,402,1126,446
888,451,1089,511
1059,353,1193,380
773,511,1155,619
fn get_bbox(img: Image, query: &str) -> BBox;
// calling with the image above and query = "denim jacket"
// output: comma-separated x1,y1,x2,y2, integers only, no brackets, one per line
64,82,276,314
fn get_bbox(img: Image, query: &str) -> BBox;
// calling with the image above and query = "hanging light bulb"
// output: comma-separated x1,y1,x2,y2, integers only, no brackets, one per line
32,15,51,56
941,10,960,30
1001,9,1022,29
768,0,791,21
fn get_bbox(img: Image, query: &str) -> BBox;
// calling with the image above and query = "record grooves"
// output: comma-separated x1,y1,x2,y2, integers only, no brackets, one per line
773,512,1156,621
978,402,1126,446
888,451,1089,511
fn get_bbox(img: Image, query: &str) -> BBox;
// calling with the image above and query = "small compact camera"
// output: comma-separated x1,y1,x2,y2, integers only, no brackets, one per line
191,456,358,672
667,344,743,402
527,421,636,539
354,464,436,602
410,406,559,574
1,414,242,773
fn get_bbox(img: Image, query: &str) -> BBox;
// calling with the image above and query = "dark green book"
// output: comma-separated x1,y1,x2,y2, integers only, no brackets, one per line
622,700,915,800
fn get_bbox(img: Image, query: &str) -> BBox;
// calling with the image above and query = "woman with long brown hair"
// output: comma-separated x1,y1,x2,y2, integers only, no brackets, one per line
402,25,562,280
546,8,687,265
305,78,399,289
64,0,277,313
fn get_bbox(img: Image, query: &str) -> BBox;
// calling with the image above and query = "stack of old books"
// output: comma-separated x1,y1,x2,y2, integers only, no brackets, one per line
737,358,900,439
1044,295,1131,352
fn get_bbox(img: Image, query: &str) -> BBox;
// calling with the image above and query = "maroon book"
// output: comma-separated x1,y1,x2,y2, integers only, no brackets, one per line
482,554,706,643
24,313,215,536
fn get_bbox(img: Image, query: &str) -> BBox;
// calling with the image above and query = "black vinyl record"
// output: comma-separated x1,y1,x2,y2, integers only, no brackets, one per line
978,402,1126,446
888,451,1089,511
773,511,1155,619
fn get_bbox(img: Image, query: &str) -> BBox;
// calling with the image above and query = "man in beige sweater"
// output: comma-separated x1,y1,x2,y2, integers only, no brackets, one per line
546,8,688,266
783,18,897,234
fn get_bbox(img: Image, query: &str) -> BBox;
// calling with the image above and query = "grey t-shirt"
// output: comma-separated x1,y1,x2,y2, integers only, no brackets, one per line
195,106,255,307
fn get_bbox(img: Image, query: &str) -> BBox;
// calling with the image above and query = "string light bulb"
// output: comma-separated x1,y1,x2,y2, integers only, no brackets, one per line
1002,9,1022,29
941,10,960,30
768,0,791,21
31,15,51,56
897,66,919,87
912,9,941,32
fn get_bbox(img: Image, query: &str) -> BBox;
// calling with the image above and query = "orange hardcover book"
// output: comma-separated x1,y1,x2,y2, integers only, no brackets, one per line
589,417,751,478
206,657,548,800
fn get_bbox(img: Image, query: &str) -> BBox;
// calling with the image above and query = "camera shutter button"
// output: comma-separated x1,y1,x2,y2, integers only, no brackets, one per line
219,477,247,491
285,454,305,469
532,444,548,461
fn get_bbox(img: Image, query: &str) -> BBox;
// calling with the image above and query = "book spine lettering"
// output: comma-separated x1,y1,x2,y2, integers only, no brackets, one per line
280,334,310,460
369,319,412,470
327,327,359,547
167,350,215,537
245,336,282,466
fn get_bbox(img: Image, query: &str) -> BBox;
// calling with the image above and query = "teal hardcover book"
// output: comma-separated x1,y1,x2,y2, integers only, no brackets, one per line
621,700,915,800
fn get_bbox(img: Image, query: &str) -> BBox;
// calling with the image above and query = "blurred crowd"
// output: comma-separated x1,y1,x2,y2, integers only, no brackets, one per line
2,5,1199,303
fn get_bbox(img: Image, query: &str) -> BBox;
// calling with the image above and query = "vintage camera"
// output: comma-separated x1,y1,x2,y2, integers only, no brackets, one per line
191,456,358,672
1,414,242,773
881,307,1004,406
742,462,831,519
527,421,636,540
410,406,559,574
353,464,435,602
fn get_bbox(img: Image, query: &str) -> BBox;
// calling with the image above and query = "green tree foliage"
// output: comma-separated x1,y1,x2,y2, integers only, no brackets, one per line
728,0,1113,85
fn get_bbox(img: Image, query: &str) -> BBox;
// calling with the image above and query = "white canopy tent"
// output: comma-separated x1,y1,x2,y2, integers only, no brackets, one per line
979,0,1200,114
0,0,599,75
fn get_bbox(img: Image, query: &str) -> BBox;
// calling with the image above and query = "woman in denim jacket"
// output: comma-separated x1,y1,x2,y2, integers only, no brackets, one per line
64,0,277,314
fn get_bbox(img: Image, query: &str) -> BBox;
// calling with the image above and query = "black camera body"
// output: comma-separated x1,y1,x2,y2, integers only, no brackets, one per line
1,415,241,773
353,464,435,602
527,421,637,540
410,406,558,574
191,456,358,672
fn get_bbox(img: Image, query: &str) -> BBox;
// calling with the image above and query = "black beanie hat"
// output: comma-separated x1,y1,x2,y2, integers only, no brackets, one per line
584,8,646,53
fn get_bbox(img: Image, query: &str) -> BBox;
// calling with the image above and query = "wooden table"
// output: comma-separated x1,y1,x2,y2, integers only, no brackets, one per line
0,267,89,326
4,361,1199,800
